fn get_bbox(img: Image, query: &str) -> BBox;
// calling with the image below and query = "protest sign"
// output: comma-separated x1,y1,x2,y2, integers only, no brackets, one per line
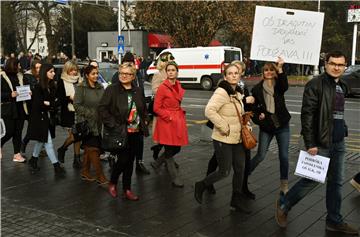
294,150,330,183
16,85,31,102
250,6,324,65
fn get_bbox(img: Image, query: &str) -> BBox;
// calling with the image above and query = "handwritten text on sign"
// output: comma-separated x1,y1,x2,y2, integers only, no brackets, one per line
294,150,330,183
250,6,324,65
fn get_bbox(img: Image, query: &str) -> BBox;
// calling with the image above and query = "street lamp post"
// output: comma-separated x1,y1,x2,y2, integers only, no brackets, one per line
118,0,122,64
313,0,321,76
70,1,75,58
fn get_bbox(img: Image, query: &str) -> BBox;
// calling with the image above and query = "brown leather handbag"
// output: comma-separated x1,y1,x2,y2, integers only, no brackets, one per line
233,102,257,150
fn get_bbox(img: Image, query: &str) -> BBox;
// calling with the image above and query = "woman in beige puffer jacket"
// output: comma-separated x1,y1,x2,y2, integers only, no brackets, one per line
194,64,250,214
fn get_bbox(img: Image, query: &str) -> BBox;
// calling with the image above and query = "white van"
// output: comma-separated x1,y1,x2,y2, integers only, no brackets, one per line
146,46,242,90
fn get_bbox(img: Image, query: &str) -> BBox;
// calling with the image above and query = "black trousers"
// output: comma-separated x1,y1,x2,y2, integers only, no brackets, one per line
110,132,141,191
161,145,181,159
207,148,251,176
1,118,25,154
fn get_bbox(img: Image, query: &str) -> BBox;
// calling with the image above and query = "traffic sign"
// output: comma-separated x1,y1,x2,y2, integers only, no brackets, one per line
55,0,68,5
118,35,125,55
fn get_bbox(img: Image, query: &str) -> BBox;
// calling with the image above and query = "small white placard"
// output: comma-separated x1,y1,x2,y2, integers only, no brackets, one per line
294,150,330,183
16,85,31,102
250,6,324,65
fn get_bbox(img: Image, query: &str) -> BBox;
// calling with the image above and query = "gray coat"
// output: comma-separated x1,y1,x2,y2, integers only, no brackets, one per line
74,80,104,136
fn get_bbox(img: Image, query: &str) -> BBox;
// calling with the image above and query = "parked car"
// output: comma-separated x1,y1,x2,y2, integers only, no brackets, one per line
342,65,360,96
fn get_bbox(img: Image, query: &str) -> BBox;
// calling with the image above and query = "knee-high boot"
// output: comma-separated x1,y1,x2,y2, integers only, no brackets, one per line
81,147,95,181
150,153,166,170
88,147,108,185
165,157,183,188
230,192,251,214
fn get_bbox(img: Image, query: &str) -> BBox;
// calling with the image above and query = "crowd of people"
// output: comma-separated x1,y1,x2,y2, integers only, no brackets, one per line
0,49,359,235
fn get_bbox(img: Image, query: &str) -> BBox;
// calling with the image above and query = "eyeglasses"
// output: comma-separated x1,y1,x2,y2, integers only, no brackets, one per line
327,62,346,68
120,72,134,77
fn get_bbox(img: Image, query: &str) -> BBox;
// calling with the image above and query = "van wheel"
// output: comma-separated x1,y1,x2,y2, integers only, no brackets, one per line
201,76,213,90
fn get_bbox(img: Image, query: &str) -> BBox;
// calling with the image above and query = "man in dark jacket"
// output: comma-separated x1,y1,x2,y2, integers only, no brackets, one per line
275,51,358,235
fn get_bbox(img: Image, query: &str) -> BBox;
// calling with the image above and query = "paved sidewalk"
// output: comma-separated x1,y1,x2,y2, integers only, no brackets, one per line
1,124,359,236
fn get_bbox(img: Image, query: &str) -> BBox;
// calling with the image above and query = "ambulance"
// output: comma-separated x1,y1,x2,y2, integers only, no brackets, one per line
146,46,242,90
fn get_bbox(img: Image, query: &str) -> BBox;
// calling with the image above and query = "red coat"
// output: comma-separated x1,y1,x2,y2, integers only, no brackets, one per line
153,79,188,146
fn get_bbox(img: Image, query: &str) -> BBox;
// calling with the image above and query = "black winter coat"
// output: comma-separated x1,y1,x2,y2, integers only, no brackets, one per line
98,83,149,137
1,72,28,120
251,73,291,133
301,73,349,149
27,84,57,142
56,79,75,127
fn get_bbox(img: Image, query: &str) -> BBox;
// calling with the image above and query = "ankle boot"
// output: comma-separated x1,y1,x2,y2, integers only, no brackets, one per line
57,146,67,163
136,160,151,175
28,156,40,172
230,192,251,214
280,179,289,194
151,153,166,170
88,147,108,185
81,148,95,181
73,154,82,169
194,181,206,204
53,162,65,176
151,144,162,160
242,171,255,200
165,157,183,188
206,184,216,194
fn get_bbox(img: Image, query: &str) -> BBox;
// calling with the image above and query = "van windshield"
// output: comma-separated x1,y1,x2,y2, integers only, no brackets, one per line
224,50,241,63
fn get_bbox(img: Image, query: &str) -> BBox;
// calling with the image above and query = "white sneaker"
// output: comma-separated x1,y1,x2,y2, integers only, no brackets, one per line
13,153,26,163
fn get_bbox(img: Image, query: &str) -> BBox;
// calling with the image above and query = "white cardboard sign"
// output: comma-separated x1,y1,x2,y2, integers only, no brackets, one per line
250,6,324,65
294,150,330,184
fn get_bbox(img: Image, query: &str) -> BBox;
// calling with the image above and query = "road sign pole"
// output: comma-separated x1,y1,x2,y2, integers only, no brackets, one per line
351,23,358,65
118,0,121,65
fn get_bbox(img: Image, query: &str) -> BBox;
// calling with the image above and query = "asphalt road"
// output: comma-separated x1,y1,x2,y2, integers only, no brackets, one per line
147,84,360,153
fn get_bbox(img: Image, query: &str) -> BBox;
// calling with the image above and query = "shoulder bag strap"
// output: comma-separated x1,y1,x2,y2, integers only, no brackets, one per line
232,101,245,126
1,72,14,91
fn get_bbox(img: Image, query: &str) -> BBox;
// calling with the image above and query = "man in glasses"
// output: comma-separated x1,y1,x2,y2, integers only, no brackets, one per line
275,51,358,235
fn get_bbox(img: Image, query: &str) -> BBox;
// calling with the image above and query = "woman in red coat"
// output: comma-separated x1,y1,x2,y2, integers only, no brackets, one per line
151,61,188,187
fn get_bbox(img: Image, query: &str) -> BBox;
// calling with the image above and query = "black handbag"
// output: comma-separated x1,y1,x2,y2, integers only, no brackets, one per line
147,96,157,116
101,124,128,151
101,100,133,151
72,120,91,141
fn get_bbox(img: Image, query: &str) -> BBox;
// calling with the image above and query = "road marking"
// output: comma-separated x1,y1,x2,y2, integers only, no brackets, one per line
289,111,301,114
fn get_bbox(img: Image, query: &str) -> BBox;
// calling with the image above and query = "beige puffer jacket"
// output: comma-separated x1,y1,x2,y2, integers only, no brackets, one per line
205,87,244,144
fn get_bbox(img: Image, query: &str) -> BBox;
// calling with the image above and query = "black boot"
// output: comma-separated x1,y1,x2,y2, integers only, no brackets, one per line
230,192,251,214
53,162,65,176
73,154,82,169
57,146,67,163
206,184,216,194
194,181,206,204
28,156,40,172
242,172,255,200
136,161,151,175
151,144,162,160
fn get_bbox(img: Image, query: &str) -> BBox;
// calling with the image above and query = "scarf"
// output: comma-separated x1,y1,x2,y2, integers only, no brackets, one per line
262,79,275,114
61,73,80,112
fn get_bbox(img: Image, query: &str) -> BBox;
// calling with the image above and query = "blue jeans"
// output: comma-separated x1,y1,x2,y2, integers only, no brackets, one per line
32,131,58,164
281,140,345,225
250,123,290,180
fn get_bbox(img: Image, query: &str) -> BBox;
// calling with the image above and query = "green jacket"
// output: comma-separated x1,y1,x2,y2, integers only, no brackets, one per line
74,80,104,136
